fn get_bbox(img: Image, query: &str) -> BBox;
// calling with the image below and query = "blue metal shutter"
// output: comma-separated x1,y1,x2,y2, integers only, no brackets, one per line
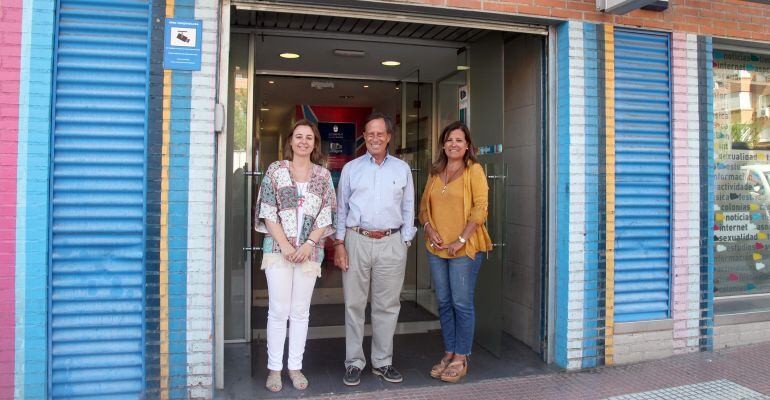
613,29,672,322
50,1,151,398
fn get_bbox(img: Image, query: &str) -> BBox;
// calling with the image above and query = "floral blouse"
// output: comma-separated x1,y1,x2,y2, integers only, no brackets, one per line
254,160,336,263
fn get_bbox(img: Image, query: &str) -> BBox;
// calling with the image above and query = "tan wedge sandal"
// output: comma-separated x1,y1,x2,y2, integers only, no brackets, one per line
266,370,282,392
440,359,468,383
288,370,309,390
430,355,453,379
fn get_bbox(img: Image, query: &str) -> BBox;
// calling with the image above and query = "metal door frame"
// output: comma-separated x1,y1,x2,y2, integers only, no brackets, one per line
215,0,552,388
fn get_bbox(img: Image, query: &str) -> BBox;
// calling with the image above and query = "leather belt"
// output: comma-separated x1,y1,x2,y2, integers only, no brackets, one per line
351,227,396,239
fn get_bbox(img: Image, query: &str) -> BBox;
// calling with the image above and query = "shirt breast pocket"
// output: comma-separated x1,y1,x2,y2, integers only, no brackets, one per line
391,174,407,203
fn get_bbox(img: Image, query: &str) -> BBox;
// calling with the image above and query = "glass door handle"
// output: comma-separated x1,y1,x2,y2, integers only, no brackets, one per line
487,175,506,179
491,243,506,248
411,168,421,172
243,170,262,177
243,246,262,252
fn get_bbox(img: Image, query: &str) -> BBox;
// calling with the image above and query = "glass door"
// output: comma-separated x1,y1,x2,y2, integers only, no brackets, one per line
469,31,506,357
399,71,434,313
224,32,255,342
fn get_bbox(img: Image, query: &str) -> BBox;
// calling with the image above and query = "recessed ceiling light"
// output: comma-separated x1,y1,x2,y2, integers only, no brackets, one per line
260,107,269,111
363,85,369,88
280,52,300,59
381,60,401,67
456,65,470,71
334,49,366,57
268,80,275,84
395,86,400,90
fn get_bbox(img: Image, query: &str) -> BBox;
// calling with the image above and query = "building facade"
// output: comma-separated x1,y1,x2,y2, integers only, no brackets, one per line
1,0,769,398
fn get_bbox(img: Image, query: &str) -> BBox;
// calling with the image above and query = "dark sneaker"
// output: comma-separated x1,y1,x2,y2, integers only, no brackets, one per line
372,365,403,383
343,366,361,386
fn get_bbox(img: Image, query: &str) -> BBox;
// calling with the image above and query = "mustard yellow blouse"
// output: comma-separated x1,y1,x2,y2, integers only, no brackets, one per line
418,162,492,259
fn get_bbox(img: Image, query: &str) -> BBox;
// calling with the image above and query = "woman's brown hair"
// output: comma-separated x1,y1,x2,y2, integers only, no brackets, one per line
430,121,478,175
283,119,326,165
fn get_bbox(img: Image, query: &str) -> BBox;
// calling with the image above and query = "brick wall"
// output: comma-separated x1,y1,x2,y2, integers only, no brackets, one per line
389,0,770,42
10,0,55,398
186,1,218,398
147,0,218,397
0,1,22,398
613,329,675,364
555,20,718,368
714,321,770,349
670,32,705,356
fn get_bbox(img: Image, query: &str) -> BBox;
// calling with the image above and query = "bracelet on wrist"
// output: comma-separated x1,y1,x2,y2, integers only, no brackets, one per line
305,238,317,246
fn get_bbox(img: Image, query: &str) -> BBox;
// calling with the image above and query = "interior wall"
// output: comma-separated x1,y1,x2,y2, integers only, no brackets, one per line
502,34,544,352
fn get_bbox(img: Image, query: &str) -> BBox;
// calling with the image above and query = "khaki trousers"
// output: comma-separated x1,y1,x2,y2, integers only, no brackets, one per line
342,228,407,369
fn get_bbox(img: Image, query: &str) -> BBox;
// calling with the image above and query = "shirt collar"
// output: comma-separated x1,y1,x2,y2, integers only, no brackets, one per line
366,151,391,164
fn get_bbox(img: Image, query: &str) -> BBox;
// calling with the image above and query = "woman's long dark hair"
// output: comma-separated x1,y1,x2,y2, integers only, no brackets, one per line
283,119,326,165
430,121,477,175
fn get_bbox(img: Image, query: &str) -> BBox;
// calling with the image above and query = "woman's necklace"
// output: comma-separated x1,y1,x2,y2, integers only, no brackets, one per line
290,161,312,182
441,164,462,194
290,161,311,206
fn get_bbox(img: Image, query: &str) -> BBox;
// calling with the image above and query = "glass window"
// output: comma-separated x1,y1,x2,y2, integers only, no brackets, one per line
714,49,770,297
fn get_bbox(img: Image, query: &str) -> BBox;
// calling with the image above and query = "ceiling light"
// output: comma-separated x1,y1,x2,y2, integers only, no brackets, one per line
456,65,470,71
260,107,269,111
381,60,401,67
268,80,275,84
280,52,300,59
311,80,334,90
363,85,369,88
334,49,366,57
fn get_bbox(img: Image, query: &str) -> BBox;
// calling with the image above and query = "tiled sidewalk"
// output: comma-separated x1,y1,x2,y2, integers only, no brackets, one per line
308,342,770,400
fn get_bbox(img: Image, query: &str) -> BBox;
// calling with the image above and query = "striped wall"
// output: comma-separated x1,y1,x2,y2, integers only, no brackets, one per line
671,32,706,355
0,3,725,396
150,0,218,398
556,21,605,370
697,36,715,352
555,22,714,369
0,1,22,398
3,0,217,397
12,0,55,398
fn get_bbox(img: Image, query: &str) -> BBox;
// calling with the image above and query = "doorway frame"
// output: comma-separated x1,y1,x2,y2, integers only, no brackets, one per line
215,0,553,389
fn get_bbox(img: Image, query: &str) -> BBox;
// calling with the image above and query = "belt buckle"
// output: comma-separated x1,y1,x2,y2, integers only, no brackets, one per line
362,229,370,237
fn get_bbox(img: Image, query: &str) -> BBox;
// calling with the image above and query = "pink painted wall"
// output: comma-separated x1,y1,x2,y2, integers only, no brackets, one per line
670,31,702,355
0,0,22,397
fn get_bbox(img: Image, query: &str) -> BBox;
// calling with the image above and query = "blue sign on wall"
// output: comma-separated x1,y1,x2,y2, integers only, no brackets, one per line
163,18,202,71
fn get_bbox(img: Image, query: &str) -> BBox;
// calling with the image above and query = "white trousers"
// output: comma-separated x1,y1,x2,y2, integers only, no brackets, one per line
265,266,317,371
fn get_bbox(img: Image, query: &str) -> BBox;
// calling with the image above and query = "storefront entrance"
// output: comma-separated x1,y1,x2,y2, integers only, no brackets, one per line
215,2,551,395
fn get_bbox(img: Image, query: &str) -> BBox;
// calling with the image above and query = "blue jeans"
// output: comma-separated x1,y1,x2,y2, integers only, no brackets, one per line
427,252,483,356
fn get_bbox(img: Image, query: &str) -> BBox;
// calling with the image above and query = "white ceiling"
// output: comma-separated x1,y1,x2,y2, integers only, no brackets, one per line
253,34,461,82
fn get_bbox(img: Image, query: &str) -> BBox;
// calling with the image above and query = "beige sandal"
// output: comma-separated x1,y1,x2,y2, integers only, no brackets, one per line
440,359,468,383
288,369,309,390
430,355,453,379
266,370,282,392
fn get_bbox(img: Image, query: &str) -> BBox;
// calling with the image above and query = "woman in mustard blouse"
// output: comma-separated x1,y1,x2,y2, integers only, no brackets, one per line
418,121,492,383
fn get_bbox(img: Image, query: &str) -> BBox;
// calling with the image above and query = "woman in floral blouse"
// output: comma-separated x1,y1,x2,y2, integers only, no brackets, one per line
254,119,336,392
